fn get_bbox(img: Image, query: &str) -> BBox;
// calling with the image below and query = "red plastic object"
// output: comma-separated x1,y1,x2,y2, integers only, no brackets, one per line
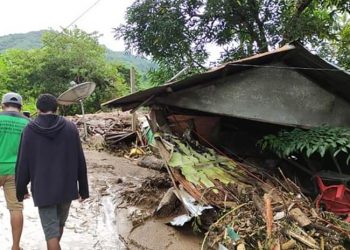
315,176,350,215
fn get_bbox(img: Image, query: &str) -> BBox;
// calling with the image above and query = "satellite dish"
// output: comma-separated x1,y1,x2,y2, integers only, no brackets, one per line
57,81,96,105
57,81,96,139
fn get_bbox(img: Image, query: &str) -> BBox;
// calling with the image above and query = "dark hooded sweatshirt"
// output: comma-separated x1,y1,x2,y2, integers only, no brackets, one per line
16,114,89,207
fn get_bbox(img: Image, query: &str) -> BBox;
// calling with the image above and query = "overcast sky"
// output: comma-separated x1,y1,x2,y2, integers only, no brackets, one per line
0,0,134,51
0,0,221,62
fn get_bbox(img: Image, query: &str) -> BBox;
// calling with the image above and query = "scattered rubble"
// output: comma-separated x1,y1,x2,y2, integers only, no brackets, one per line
119,175,172,209
68,111,131,136
153,134,350,249
69,111,350,249
67,111,143,155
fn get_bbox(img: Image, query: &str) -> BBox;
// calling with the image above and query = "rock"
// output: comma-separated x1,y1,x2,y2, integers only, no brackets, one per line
90,134,105,150
137,155,166,172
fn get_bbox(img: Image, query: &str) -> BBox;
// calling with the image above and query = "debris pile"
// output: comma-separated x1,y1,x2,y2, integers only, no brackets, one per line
68,112,131,135
119,175,172,209
157,135,350,249
67,112,137,151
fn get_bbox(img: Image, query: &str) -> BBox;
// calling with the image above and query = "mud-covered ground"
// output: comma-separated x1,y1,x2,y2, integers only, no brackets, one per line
0,148,202,250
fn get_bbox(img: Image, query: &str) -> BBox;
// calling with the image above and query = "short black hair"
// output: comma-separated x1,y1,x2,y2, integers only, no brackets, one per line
3,103,21,110
36,94,58,113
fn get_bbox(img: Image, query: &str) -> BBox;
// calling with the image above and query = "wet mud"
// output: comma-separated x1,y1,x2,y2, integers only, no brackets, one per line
0,149,202,249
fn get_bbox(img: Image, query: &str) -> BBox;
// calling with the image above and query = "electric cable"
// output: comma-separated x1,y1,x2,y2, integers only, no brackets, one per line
42,0,103,47
65,0,103,29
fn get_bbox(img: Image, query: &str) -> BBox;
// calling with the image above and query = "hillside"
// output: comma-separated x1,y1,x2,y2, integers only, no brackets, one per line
105,49,155,74
0,31,43,52
0,30,156,74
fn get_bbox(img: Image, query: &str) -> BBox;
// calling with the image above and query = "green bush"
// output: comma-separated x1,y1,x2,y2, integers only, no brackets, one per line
259,126,350,164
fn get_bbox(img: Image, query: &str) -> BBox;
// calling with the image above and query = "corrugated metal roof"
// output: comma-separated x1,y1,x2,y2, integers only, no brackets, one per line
102,42,350,110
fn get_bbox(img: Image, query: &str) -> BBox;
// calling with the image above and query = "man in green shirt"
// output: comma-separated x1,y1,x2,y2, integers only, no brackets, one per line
0,92,29,250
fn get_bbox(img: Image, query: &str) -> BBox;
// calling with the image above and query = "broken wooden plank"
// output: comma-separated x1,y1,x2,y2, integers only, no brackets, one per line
281,239,296,250
105,133,136,144
286,230,319,249
172,170,206,203
289,207,311,227
264,193,273,238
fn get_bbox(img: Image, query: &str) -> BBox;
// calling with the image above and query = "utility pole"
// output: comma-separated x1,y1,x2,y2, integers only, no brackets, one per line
130,66,137,131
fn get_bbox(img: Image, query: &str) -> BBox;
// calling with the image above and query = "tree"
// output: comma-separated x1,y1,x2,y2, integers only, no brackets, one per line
0,55,9,96
1,49,44,98
312,12,350,70
40,29,136,113
115,0,207,84
116,0,349,85
0,28,132,114
336,17,350,69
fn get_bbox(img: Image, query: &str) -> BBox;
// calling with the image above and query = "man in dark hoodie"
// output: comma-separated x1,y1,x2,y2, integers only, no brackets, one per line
16,94,89,250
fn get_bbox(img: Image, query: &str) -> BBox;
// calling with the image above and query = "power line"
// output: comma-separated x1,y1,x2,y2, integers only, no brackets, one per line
65,0,103,29
42,0,103,48
227,63,348,72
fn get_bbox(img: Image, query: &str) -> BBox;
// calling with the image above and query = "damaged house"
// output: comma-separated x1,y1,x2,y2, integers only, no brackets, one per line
103,43,350,249
104,42,350,171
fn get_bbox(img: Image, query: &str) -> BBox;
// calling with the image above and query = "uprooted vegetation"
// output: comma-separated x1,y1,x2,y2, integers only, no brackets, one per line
162,135,350,249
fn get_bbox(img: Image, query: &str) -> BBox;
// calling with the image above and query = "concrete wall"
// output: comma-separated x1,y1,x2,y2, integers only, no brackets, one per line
156,63,350,127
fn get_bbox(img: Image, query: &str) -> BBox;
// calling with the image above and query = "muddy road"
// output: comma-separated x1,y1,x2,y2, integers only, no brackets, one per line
0,148,202,250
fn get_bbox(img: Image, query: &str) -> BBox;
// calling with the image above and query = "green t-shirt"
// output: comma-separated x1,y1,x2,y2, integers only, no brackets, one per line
0,112,29,175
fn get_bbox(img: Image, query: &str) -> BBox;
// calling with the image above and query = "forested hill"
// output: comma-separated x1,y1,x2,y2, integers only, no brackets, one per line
0,31,43,51
0,30,155,73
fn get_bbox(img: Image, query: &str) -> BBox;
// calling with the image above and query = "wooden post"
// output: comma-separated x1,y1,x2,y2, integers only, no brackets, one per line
79,100,88,140
130,66,137,132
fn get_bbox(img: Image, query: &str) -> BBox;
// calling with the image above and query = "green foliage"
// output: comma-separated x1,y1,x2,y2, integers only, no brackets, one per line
0,30,156,78
0,31,44,53
146,64,175,88
105,49,156,75
145,61,204,87
0,55,9,96
39,29,108,97
117,0,350,85
259,126,350,164
1,49,45,97
169,138,236,188
22,97,37,115
115,0,208,85
0,28,133,115
115,0,206,65
337,18,350,69
313,13,350,70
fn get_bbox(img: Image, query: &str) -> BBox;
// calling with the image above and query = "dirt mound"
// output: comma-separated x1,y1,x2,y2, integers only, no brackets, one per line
120,175,172,209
